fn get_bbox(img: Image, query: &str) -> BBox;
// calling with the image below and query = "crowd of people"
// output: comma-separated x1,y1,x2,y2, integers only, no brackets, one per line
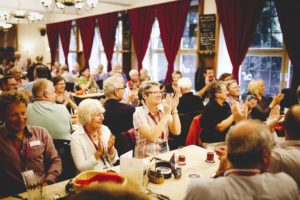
0,51,299,199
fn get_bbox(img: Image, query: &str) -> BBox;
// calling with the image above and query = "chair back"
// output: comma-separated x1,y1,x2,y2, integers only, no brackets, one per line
117,129,136,157
185,114,203,146
53,139,77,181
65,82,75,92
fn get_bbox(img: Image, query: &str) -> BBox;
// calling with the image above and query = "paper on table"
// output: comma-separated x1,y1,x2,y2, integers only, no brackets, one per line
120,150,133,158
120,156,144,186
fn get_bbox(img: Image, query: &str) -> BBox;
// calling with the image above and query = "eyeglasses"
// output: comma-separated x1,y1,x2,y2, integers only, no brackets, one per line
116,86,126,90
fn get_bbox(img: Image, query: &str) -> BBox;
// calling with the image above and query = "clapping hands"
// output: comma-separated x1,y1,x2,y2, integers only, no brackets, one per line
232,102,248,123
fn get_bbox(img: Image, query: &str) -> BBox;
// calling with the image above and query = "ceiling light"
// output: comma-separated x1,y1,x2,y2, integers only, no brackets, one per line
40,0,98,13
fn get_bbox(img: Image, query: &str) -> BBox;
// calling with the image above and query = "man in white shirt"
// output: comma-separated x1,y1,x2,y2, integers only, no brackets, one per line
184,120,299,200
268,104,300,189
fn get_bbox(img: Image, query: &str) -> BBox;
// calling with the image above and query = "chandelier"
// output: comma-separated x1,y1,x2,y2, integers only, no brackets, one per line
0,0,43,31
40,0,98,13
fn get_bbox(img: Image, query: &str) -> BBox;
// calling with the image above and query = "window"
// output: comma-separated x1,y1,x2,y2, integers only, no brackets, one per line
143,7,198,87
59,20,122,73
238,0,289,97
58,24,77,71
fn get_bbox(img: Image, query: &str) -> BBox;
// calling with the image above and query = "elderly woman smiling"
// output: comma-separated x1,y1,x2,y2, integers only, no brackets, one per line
70,99,118,173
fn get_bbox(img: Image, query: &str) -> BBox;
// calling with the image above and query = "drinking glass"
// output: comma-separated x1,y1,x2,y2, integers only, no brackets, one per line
205,144,215,163
22,170,43,200
177,146,186,167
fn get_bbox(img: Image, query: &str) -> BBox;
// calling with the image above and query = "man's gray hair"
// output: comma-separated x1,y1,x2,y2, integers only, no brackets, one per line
178,77,192,90
103,75,124,97
32,79,52,98
77,99,105,126
129,69,138,78
226,120,273,168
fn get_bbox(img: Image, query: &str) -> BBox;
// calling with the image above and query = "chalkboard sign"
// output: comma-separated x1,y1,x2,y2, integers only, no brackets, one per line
199,14,216,52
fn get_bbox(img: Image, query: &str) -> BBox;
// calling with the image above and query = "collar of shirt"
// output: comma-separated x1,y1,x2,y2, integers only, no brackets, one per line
224,168,261,177
279,140,300,148
142,102,163,116
5,125,32,140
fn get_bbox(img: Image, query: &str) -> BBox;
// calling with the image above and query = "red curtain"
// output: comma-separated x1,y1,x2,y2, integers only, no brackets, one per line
275,0,300,91
156,0,191,83
215,0,265,82
129,6,155,72
97,12,118,72
77,17,96,67
46,23,60,65
58,21,72,66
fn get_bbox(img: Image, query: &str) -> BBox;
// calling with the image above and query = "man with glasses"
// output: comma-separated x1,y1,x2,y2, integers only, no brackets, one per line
133,81,181,158
103,75,135,155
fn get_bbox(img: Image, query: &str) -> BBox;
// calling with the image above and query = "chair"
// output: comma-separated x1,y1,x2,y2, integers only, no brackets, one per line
116,129,136,157
185,114,203,146
53,139,77,181
169,111,201,150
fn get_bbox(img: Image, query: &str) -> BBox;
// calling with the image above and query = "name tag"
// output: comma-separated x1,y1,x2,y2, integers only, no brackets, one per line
29,140,41,147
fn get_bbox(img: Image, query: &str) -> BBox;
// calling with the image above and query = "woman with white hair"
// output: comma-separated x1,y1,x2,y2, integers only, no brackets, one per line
133,81,181,158
70,99,118,173
248,79,284,121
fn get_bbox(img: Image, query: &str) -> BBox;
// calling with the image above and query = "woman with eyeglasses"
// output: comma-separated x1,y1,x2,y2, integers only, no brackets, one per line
52,76,77,112
133,81,181,158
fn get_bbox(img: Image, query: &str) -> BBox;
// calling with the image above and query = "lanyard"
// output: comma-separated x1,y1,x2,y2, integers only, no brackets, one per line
148,111,164,140
12,139,29,170
224,169,261,177
86,131,108,167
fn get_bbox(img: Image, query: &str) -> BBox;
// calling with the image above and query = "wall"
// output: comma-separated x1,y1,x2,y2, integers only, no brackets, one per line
17,24,51,66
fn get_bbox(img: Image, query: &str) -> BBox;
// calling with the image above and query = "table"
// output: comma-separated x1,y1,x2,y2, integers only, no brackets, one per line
5,145,219,200
71,92,105,104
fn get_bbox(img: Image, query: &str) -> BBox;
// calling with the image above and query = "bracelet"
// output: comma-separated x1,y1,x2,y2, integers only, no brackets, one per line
171,111,178,115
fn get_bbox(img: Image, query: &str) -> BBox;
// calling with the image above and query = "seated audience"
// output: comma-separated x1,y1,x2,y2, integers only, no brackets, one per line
71,62,80,79
177,77,204,114
218,73,233,81
70,99,118,172
102,76,135,154
226,80,257,111
184,120,299,200
165,71,182,94
14,51,26,72
0,91,62,197
60,64,75,83
0,76,18,92
52,76,77,111
248,79,284,121
133,81,181,158
93,64,107,89
201,81,234,145
51,61,61,78
75,68,98,91
268,104,300,188
25,64,51,92
109,63,127,82
195,66,215,99
27,55,46,82
10,66,28,91
26,79,72,140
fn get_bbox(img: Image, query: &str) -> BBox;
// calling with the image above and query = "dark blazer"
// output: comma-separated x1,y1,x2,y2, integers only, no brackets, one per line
178,92,204,114
103,99,135,154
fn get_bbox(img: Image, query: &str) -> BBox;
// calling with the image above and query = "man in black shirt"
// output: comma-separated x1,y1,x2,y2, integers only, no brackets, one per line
103,76,135,155
201,81,233,144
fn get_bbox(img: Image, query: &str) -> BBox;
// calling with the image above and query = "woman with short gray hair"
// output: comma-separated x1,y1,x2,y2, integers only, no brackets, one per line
71,99,118,172
133,81,181,158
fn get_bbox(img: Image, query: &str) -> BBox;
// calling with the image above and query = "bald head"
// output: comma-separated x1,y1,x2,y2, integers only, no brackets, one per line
285,105,300,140
226,120,273,169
